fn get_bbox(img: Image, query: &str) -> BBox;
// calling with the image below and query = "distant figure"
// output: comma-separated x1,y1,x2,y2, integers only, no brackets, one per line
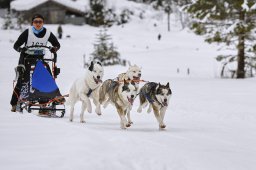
158,33,161,40
57,25,63,39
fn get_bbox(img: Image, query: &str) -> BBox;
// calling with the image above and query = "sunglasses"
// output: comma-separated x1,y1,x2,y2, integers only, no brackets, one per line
33,20,43,24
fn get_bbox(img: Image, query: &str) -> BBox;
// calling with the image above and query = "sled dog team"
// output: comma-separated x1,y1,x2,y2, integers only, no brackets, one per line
66,61,172,129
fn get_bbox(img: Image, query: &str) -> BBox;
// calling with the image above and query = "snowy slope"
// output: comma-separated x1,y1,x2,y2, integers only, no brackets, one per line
1,3,256,170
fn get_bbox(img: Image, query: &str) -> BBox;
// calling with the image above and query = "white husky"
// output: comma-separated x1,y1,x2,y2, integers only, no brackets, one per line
117,64,142,83
66,61,104,123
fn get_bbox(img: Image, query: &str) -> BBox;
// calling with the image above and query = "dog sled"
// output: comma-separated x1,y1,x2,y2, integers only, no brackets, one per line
14,45,66,118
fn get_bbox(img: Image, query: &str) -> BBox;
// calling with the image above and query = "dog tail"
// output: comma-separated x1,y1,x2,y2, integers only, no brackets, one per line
65,97,71,105
65,95,71,106
99,87,104,104
99,81,108,104
139,91,146,105
65,94,72,106
99,79,115,104
65,83,76,106
139,85,148,106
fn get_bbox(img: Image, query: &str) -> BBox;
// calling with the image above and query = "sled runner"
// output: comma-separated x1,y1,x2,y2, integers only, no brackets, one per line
14,45,66,118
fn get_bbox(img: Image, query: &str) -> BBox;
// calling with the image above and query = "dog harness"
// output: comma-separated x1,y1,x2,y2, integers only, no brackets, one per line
85,80,99,97
86,89,93,97
142,92,154,103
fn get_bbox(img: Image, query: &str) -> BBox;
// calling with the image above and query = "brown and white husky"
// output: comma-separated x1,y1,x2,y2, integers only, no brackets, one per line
99,79,137,129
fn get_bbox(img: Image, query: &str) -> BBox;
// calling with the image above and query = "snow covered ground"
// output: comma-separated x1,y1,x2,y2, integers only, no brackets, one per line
1,9,256,170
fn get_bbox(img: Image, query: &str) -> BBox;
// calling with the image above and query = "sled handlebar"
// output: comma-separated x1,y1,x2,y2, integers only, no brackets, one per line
26,45,52,50
26,45,57,63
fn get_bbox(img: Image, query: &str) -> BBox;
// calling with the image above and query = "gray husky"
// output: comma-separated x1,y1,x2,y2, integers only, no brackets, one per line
99,79,137,129
137,82,172,129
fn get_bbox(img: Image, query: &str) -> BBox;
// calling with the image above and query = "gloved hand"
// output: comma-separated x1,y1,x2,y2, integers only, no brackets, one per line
50,47,58,53
16,64,26,75
19,47,28,53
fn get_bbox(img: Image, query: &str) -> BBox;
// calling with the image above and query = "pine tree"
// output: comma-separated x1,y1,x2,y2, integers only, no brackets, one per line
85,0,106,26
91,29,121,66
187,0,256,78
0,0,11,8
152,0,165,10
16,14,24,30
85,0,119,27
2,9,14,30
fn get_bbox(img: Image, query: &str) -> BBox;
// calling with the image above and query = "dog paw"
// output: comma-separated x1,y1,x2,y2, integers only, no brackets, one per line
159,124,166,129
137,108,142,113
96,110,102,115
128,121,133,125
147,108,152,113
95,108,102,116
87,108,92,113
80,120,86,123
126,123,131,127
103,103,108,108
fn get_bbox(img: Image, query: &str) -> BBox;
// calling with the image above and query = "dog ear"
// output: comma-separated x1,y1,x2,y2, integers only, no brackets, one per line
158,83,161,88
156,83,162,94
168,88,172,95
155,83,160,91
124,79,130,86
122,82,129,92
166,82,169,88
128,61,131,66
96,61,102,66
88,61,94,71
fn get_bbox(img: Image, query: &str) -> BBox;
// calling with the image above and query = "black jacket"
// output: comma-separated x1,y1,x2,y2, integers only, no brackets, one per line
13,28,60,52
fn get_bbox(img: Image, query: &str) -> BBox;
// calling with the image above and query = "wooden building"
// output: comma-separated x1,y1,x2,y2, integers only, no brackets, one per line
10,0,87,25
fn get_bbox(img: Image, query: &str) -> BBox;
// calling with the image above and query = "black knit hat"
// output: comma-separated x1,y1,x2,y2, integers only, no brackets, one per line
32,14,44,22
